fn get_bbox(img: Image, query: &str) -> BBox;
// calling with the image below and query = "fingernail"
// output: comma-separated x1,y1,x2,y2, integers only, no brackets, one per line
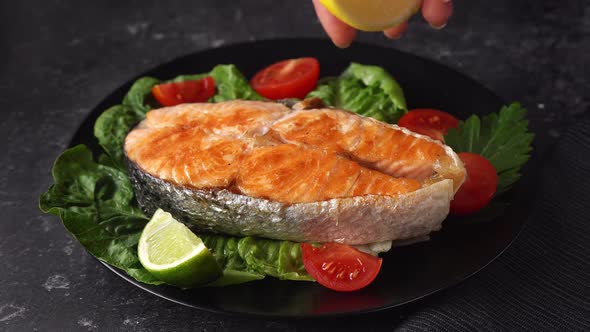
442,0,451,3
429,22,447,30
386,32,403,40
333,40,351,48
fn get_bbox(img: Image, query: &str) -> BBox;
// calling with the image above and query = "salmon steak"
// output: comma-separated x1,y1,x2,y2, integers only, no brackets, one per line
124,100,466,245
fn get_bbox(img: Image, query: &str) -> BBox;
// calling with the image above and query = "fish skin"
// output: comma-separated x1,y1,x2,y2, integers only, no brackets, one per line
127,157,454,245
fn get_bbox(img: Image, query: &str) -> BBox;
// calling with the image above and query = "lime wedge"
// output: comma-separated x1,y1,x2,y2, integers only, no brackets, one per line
319,0,421,32
138,209,221,288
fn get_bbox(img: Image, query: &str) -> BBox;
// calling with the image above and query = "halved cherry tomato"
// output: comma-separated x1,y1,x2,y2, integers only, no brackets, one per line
397,109,459,141
301,242,382,292
151,76,215,106
451,152,498,215
250,57,320,100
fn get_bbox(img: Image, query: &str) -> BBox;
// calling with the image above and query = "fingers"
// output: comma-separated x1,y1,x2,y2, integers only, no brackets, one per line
383,21,409,39
312,0,452,46
422,0,453,29
312,0,357,48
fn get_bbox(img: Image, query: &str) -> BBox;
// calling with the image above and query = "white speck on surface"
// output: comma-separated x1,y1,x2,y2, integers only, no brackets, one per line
211,39,225,47
126,22,149,35
63,244,74,255
40,217,55,232
152,33,165,40
123,315,147,326
0,304,26,322
43,274,70,291
78,317,98,330
538,103,545,109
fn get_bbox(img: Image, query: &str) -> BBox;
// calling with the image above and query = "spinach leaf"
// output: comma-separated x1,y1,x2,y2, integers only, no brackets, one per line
39,145,163,285
93,105,143,170
122,77,161,114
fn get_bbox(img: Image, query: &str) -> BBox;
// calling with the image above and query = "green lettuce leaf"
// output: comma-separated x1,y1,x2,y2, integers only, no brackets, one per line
444,103,534,193
201,235,312,286
208,64,264,102
39,145,162,284
171,64,263,102
201,234,265,286
307,63,407,123
238,237,312,281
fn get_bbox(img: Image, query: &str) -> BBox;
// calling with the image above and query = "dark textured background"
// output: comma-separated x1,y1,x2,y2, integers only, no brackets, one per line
1,0,589,330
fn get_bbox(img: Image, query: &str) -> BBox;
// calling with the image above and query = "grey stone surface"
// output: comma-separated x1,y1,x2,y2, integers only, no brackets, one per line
1,0,588,330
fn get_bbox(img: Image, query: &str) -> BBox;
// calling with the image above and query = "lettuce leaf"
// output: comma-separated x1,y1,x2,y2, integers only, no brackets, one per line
201,234,264,286
171,64,263,102
237,237,312,281
444,103,534,194
307,63,407,123
208,64,264,102
201,235,312,286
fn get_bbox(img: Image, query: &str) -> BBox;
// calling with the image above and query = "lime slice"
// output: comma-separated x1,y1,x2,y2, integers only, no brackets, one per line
138,209,221,288
319,0,421,31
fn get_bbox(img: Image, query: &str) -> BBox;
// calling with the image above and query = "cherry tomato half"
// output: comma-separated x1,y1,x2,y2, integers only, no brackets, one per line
301,242,382,292
250,57,320,100
450,152,498,215
397,109,460,141
151,76,215,107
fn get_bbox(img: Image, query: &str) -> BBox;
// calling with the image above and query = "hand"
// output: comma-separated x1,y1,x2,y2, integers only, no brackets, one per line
312,0,453,48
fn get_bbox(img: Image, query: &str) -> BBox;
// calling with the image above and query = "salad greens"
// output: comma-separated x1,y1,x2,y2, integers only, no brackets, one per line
39,145,162,284
444,103,534,194
307,63,407,123
202,235,312,286
40,61,533,287
41,64,308,286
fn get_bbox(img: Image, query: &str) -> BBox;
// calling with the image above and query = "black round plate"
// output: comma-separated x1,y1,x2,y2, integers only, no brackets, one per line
71,39,532,318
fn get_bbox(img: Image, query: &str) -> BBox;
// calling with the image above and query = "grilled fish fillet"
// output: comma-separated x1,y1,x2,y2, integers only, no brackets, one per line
124,100,465,245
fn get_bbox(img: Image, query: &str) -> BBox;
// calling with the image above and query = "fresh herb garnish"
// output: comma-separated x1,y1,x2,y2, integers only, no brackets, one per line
444,103,534,194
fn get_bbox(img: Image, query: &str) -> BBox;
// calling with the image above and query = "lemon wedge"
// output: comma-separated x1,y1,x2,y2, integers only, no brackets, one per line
320,0,421,31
